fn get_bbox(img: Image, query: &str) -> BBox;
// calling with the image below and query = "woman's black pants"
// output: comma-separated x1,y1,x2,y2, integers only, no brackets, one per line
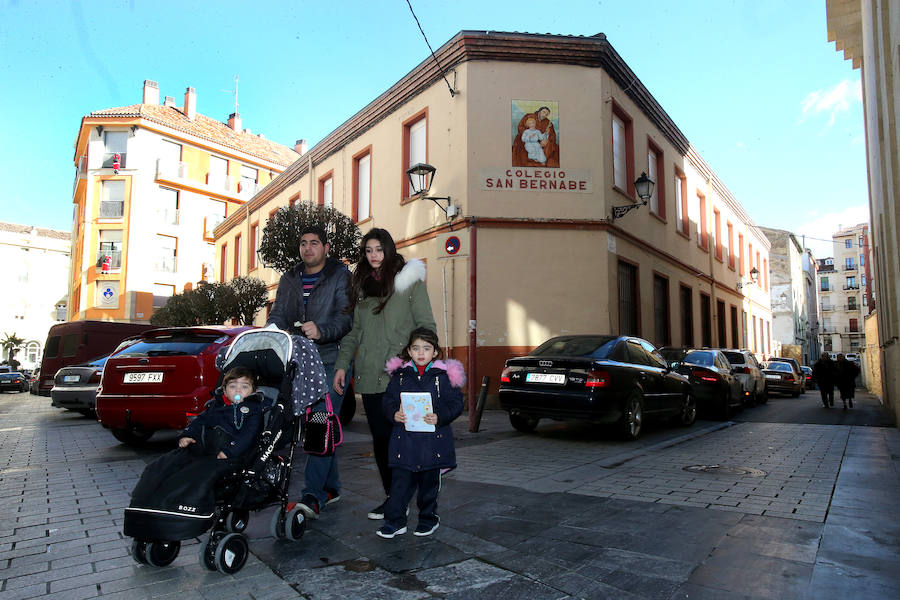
363,393,392,496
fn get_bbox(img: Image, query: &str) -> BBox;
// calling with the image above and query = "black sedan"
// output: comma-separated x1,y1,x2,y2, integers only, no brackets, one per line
762,361,804,397
675,350,744,419
498,335,696,440
0,372,28,393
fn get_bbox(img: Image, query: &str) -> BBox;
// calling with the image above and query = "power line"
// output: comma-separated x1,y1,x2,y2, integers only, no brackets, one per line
405,0,456,97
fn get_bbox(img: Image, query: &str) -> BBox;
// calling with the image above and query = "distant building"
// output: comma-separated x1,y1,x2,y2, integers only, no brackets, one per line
0,222,70,370
802,248,821,364
68,80,300,322
215,31,774,397
761,227,812,363
816,223,872,355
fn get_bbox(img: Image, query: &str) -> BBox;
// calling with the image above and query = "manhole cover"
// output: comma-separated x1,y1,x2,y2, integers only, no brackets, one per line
683,464,766,477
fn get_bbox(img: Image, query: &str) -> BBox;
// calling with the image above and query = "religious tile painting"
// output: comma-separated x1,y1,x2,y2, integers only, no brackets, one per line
512,100,559,168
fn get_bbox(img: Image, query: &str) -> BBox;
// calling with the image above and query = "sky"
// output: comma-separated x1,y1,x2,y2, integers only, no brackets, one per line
0,0,868,260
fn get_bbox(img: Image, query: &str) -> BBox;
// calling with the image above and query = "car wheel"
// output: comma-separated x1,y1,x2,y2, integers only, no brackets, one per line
508,413,539,433
792,389,801,398
759,385,769,404
618,391,643,440
111,427,154,446
675,392,696,427
339,394,356,426
76,408,96,418
721,391,733,420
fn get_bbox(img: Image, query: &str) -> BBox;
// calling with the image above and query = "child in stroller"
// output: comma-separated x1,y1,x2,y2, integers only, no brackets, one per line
124,327,328,574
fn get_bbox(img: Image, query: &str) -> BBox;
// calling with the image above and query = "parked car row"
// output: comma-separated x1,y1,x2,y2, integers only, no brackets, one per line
497,335,820,440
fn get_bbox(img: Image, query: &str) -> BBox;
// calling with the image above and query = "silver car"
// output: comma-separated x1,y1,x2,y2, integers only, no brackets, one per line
720,349,767,405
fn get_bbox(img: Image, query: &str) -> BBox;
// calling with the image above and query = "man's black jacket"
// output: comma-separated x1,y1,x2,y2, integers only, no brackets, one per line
267,256,351,367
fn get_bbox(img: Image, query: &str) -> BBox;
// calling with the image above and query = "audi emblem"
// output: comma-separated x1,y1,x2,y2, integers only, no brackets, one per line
539,360,552,367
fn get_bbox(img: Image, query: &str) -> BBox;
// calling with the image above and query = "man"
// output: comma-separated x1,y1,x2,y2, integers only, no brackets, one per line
267,225,351,519
812,354,836,408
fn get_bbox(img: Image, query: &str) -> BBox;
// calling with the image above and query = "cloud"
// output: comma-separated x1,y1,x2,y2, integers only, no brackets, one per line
800,79,863,126
794,204,870,259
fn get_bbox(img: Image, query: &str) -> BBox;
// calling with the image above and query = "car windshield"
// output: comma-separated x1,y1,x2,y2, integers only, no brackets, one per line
766,362,792,372
530,336,619,359
683,351,715,366
114,333,223,357
722,351,746,364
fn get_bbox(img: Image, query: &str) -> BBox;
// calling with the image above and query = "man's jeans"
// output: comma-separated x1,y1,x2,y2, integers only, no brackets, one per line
302,362,350,505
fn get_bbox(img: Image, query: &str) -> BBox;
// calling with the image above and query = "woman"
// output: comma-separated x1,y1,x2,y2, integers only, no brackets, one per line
334,228,436,520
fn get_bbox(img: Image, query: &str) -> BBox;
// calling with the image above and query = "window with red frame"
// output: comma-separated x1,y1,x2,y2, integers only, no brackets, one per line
233,234,241,279
647,141,665,218
612,104,634,197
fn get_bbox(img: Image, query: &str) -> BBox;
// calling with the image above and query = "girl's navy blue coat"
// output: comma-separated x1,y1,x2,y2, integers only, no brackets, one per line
382,358,465,472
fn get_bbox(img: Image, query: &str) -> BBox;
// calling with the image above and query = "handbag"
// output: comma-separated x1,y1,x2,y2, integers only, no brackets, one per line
302,393,343,456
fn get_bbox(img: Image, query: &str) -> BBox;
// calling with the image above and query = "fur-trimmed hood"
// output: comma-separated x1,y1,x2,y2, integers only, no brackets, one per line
394,258,426,294
385,357,467,388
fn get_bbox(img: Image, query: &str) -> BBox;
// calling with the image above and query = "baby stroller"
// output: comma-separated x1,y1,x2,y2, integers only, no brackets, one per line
123,327,329,574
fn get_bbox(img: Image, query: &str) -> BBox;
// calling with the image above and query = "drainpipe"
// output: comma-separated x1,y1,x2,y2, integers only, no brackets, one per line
467,218,478,431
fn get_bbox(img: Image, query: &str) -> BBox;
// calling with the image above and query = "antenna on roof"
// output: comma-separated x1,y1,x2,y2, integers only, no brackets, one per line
222,75,239,115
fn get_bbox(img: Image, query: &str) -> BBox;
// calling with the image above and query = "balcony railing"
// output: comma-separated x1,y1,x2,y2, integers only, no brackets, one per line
844,265,857,271
844,327,862,334
204,215,226,240
843,284,860,290
156,159,188,181
845,304,859,311
96,250,122,270
154,256,177,273
155,208,180,226
99,201,124,219
821,305,834,312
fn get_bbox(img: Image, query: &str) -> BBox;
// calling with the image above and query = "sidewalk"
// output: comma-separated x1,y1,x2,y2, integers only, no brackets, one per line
1,391,898,599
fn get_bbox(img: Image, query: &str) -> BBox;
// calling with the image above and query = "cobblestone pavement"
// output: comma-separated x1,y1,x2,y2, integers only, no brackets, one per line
1,390,898,599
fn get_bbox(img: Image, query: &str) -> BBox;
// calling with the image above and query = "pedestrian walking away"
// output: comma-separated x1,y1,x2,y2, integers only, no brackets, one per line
334,228,437,521
267,225,352,519
835,353,860,410
376,328,464,539
812,354,836,408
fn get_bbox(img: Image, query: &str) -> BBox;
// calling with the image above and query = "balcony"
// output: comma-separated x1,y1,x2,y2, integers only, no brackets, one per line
821,305,835,312
155,207,180,226
843,265,857,271
154,256,177,273
843,284,860,290
99,201,124,219
844,327,863,335
204,215,226,241
102,152,127,169
156,159,188,181
845,304,860,311
95,250,122,271
73,155,88,194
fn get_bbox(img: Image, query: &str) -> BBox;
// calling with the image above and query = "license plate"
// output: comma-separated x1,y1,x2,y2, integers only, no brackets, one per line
63,375,80,383
124,372,163,384
765,374,779,380
526,373,566,384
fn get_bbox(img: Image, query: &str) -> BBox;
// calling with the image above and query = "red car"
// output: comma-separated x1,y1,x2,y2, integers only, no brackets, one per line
96,326,252,445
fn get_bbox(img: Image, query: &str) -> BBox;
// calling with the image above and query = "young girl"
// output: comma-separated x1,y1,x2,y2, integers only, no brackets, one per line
334,228,436,521
375,328,465,538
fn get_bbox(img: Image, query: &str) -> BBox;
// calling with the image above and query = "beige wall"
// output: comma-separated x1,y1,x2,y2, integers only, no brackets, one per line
863,311,882,397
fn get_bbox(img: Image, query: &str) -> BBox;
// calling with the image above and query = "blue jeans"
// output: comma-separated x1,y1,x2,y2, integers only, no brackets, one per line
302,362,350,505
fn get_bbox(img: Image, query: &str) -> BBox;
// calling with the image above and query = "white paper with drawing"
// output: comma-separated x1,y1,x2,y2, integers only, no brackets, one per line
401,392,435,432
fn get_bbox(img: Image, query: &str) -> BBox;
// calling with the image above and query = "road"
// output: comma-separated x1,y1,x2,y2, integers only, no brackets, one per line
1,388,898,599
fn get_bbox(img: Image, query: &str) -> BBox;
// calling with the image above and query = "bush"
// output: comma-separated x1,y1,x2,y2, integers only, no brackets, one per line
258,203,361,273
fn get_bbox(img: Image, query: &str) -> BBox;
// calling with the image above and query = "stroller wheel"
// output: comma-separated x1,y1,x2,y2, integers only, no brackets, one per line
214,533,249,574
270,508,286,539
131,539,149,565
225,509,250,533
285,506,307,541
200,532,224,571
145,540,180,567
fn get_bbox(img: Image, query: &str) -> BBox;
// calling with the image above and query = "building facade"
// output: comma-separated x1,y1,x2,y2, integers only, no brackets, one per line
0,222,70,371
761,227,812,363
817,223,873,356
215,31,773,400
827,0,899,421
68,80,300,323
803,247,821,364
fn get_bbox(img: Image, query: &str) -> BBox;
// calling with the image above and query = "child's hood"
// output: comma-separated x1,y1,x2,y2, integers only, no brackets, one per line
384,357,467,388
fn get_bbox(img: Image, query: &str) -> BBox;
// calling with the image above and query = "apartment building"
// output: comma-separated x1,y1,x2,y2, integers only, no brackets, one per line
803,247,821,365
761,227,813,363
68,80,300,322
215,31,773,398
0,223,70,370
817,223,872,354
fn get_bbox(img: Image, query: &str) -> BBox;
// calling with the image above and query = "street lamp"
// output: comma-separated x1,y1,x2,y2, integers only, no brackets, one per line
736,267,760,291
611,172,655,220
405,163,459,219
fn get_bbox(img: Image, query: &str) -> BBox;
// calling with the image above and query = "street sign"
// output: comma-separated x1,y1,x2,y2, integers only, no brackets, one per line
445,235,461,255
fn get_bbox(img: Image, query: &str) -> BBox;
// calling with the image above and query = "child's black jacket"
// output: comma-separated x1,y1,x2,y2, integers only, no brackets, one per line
382,359,465,472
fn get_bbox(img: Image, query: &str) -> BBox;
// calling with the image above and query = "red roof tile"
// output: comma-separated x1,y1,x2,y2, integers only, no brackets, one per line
88,104,299,167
